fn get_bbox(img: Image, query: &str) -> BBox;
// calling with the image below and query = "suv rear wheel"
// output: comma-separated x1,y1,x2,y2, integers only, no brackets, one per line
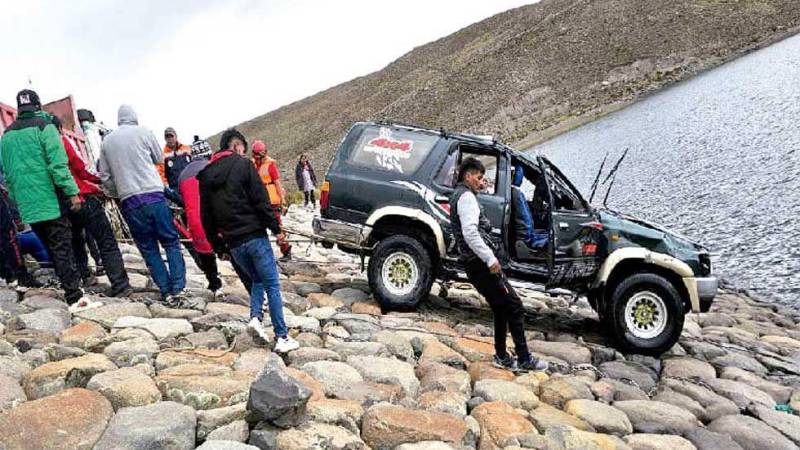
368,234,434,311
609,272,684,356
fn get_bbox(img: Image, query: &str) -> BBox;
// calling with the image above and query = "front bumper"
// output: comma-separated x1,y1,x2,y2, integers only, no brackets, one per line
683,276,718,313
312,217,370,248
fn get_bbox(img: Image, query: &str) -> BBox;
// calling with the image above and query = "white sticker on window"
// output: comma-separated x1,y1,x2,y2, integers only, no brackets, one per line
362,127,414,173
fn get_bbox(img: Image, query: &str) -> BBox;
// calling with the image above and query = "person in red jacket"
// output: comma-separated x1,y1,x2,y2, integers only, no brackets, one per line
175,144,222,294
53,116,131,298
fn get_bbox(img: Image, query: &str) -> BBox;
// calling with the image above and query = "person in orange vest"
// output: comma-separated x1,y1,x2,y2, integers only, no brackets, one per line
158,127,193,190
251,140,291,260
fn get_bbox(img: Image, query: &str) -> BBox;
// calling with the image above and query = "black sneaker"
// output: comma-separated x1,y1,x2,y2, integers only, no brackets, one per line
518,356,549,372
107,286,134,298
492,354,518,371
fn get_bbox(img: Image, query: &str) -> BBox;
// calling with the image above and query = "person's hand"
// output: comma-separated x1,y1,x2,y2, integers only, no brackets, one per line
69,195,82,212
277,231,287,242
489,261,502,274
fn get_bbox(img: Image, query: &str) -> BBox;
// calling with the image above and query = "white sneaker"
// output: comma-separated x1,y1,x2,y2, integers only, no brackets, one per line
68,297,103,313
274,335,300,353
247,317,270,341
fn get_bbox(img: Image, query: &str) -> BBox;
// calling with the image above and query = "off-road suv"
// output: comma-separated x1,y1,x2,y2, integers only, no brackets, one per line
313,121,717,355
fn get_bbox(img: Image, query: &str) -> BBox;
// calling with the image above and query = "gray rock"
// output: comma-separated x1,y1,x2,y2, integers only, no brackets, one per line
283,315,321,333
196,441,259,450
112,316,194,340
43,343,87,361
683,341,728,360
372,330,415,361
331,288,369,306
247,359,311,428
720,366,793,403
624,434,699,450
198,403,248,440
395,442,458,450
276,422,367,450
86,367,161,410
684,428,745,450
103,337,159,367
748,404,800,446
530,340,592,365
565,399,633,436
207,420,250,443
21,295,67,310
287,347,341,366
0,374,25,410
599,361,658,392
707,414,799,450
757,354,800,375
346,355,419,398
604,378,650,401
711,352,768,376
293,282,322,297
301,361,363,396
474,379,539,410
248,429,277,450
661,357,717,380
661,378,740,422
613,400,699,434
652,388,707,423
303,307,337,321
94,401,197,450
539,376,594,409
233,348,271,376
17,308,70,335
183,329,229,350
706,378,776,409
331,341,390,358
281,292,311,315
75,302,151,328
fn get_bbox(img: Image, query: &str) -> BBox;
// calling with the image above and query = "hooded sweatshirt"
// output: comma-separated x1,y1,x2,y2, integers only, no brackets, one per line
97,105,164,202
198,150,281,253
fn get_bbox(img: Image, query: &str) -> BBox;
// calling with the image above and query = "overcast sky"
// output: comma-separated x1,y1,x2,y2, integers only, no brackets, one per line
0,1,532,145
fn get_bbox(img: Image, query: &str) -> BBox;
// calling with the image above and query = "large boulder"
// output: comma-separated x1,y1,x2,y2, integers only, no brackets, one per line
75,302,151,328
543,425,629,450
306,399,365,434
599,361,658,392
198,403,248,440
706,378,776,409
156,349,238,371
300,361,364,396
474,379,539,410
361,404,471,449
0,388,113,450
94,401,197,450
347,355,420,397
206,420,250,443
247,359,311,428
418,362,472,396
156,367,252,410
0,374,26,410
748,404,800,447
418,390,468,417
420,339,468,369
0,355,32,382
624,433,698,450
565,399,633,436
683,428,745,450
22,353,117,399
530,340,593,365
372,330,415,362
61,321,107,348
707,414,799,450
112,316,194,340
661,378,739,423
103,337,159,367
529,403,595,433
16,308,71,335
286,347,341,366
471,401,537,450
539,376,594,409
86,366,161,410
661,357,717,380
613,400,700,434
720,367,793,403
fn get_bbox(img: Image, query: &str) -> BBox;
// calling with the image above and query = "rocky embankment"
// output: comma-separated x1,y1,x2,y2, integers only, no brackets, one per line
0,206,799,450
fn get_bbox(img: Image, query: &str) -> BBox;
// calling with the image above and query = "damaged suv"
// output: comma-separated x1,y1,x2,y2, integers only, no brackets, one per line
313,121,717,355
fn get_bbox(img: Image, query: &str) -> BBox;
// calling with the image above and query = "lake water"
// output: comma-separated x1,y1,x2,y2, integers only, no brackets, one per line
532,33,800,307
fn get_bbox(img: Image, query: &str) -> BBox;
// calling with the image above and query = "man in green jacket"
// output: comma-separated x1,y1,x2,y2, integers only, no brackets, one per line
0,89,92,309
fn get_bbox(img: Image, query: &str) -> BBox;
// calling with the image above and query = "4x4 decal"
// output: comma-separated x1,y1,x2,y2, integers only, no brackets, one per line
363,127,414,173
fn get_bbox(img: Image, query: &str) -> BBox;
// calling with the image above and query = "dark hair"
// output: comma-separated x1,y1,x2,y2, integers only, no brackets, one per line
219,128,247,152
51,115,63,131
457,157,485,182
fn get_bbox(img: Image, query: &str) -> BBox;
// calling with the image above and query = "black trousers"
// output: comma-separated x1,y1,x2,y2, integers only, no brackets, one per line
69,196,130,294
0,196,23,281
31,215,82,302
196,251,222,291
85,230,102,267
466,259,531,361
303,190,315,205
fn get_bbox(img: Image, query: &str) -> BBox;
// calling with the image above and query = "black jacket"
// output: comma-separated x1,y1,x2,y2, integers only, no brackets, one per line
295,161,318,191
198,151,281,253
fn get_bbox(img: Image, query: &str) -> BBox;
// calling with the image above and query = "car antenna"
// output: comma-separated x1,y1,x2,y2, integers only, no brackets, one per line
588,151,609,204
602,148,629,207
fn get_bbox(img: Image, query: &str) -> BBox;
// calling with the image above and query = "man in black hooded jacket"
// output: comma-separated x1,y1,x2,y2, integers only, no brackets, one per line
197,128,299,353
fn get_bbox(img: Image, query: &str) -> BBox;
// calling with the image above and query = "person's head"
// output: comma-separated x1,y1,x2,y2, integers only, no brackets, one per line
117,105,138,126
51,115,64,134
457,157,485,193
299,153,308,163
164,127,178,148
16,89,41,113
193,135,200,142
219,128,247,155
252,140,267,160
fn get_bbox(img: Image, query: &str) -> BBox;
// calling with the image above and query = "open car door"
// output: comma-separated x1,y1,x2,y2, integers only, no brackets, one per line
540,156,603,288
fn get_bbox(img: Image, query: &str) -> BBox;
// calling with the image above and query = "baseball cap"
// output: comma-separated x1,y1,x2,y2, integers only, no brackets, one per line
16,89,41,113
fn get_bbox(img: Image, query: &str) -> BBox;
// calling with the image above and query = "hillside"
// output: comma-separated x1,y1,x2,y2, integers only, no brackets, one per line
213,0,800,174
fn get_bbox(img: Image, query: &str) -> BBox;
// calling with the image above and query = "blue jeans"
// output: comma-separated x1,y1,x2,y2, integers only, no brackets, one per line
122,200,186,297
230,237,288,338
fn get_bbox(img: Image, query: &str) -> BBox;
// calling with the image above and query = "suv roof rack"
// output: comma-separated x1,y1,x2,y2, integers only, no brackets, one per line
372,119,499,147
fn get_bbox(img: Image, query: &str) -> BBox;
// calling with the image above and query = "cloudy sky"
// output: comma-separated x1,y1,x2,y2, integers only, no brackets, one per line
1,0,532,145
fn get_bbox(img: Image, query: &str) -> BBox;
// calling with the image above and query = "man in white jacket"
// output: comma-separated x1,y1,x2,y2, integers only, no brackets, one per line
449,157,548,372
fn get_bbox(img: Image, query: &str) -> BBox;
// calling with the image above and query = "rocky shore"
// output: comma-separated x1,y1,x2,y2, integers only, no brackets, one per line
0,206,799,450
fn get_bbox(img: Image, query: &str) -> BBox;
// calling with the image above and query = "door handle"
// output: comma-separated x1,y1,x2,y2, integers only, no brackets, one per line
434,195,449,203
558,222,569,230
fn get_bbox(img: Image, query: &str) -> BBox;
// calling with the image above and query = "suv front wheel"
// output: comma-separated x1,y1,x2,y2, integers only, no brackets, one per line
610,272,685,356
368,234,434,311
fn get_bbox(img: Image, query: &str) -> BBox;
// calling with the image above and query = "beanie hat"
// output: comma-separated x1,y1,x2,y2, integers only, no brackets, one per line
219,128,247,152
252,140,267,156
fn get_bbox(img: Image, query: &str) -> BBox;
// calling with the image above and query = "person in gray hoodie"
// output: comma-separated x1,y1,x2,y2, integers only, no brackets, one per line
97,105,186,304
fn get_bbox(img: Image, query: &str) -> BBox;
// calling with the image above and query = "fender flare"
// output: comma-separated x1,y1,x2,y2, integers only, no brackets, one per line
365,206,447,258
593,247,700,312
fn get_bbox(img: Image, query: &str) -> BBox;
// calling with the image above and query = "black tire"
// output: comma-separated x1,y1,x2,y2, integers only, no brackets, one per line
609,272,685,356
368,234,434,311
